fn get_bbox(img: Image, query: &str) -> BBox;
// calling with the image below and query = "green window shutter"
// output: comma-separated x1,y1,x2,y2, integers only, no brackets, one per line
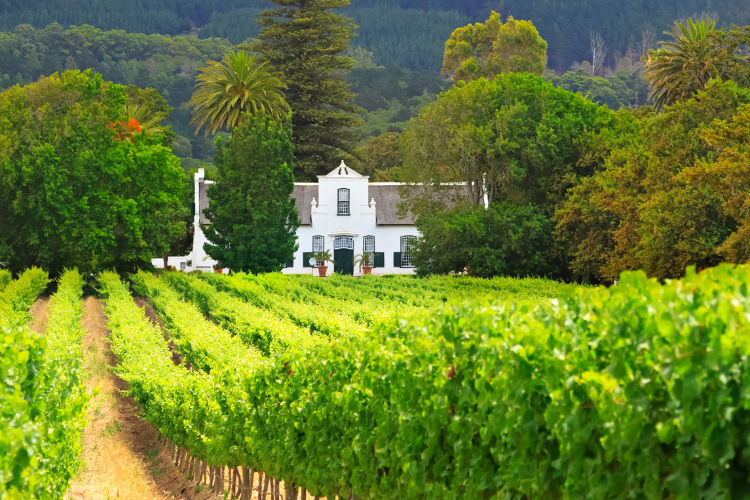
303,252,314,268
374,252,384,268
393,252,402,268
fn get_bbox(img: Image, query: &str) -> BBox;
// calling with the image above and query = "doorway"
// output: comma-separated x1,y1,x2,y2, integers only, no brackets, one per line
333,235,354,275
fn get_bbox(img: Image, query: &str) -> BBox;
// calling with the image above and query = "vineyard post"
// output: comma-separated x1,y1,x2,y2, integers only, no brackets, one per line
241,467,251,500
262,475,270,499
286,482,298,500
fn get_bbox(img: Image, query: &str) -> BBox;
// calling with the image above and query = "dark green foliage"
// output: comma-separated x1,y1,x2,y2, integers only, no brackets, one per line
348,67,448,112
547,68,652,108
412,202,561,278
345,7,470,70
0,23,231,161
0,270,10,292
347,67,447,139
251,0,363,180
401,73,616,213
1,0,749,72
202,114,299,273
352,132,403,181
555,79,750,282
0,70,187,277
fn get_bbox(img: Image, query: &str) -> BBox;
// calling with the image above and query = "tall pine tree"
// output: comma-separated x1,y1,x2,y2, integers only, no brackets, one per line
252,0,362,180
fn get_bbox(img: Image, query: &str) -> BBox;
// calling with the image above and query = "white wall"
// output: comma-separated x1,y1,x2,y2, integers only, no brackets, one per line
160,164,419,275
282,165,418,275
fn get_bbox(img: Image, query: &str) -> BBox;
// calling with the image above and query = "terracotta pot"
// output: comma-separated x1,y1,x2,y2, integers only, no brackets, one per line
362,266,373,275
214,268,223,274
317,265,328,277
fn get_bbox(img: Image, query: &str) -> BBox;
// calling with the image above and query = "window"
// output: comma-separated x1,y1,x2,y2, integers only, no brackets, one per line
313,235,325,266
312,235,324,253
337,188,350,216
401,235,416,268
363,235,375,266
334,235,354,250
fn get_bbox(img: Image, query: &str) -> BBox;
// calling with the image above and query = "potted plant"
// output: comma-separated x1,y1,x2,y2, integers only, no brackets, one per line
313,250,334,277
354,251,374,275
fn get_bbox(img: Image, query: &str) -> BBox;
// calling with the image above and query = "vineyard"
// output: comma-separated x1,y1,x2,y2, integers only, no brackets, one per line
3,267,750,498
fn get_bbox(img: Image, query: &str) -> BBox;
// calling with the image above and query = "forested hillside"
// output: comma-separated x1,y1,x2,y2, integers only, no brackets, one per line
0,23,447,161
0,23,230,160
0,0,748,70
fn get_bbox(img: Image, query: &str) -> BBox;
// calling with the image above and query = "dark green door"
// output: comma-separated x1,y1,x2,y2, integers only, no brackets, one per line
334,248,353,275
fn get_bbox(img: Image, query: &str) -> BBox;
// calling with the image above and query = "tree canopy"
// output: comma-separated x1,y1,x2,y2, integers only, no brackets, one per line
644,18,743,109
555,80,750,282
412,202,560,278
202,114,299,273
3,0,749,72
442,11,547,83
400,73,615,213
0,70,186,276
188,50,289,135
251,0,363,180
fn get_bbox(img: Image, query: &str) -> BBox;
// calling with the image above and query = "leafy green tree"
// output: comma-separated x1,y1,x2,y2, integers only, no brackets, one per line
0,23,233,161
251,0,363,180
203,113,299,273
413,202,561,278
0,70,186,277
546,67,651,109
400,73,615,213
684,102,750,263
188,50,289,135
555,80,750,282
644,18,747,109
352,132,403,180
442,11,547,83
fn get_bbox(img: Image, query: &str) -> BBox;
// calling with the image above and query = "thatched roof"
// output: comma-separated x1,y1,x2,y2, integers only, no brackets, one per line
293,184,318,225
198,181,472,227
368,184,414,225
199,181,211,224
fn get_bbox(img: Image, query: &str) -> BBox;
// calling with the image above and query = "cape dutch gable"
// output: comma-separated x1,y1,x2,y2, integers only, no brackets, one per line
158,161,462,275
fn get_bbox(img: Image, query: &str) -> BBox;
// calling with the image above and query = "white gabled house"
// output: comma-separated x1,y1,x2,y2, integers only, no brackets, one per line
159,161,450,276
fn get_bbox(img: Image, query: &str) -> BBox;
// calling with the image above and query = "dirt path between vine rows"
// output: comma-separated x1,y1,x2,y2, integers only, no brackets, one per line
63,297,220,500
29,296,51,335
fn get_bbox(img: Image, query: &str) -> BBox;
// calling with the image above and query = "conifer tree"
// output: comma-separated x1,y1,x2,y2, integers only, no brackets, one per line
252,0,363,180
202,113,300,273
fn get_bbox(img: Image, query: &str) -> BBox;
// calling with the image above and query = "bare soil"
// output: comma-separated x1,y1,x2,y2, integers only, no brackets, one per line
29,296,51,335
64,297,220,500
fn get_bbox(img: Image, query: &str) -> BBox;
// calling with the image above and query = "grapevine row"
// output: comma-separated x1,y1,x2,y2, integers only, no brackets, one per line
131,270,263,373
201,272,368,337
164,271,317,356
0,269,87,498
0,267,49,326
136,265,750,498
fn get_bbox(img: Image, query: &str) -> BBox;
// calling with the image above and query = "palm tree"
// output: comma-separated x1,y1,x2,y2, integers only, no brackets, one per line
188,50,290,135
644,18,732,110
124,101,168,136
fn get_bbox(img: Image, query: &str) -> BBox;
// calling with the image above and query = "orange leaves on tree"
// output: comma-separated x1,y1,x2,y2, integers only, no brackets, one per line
107,117,142,142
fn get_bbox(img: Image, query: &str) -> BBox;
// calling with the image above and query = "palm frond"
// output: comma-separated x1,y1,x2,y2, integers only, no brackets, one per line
188,50,290,135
